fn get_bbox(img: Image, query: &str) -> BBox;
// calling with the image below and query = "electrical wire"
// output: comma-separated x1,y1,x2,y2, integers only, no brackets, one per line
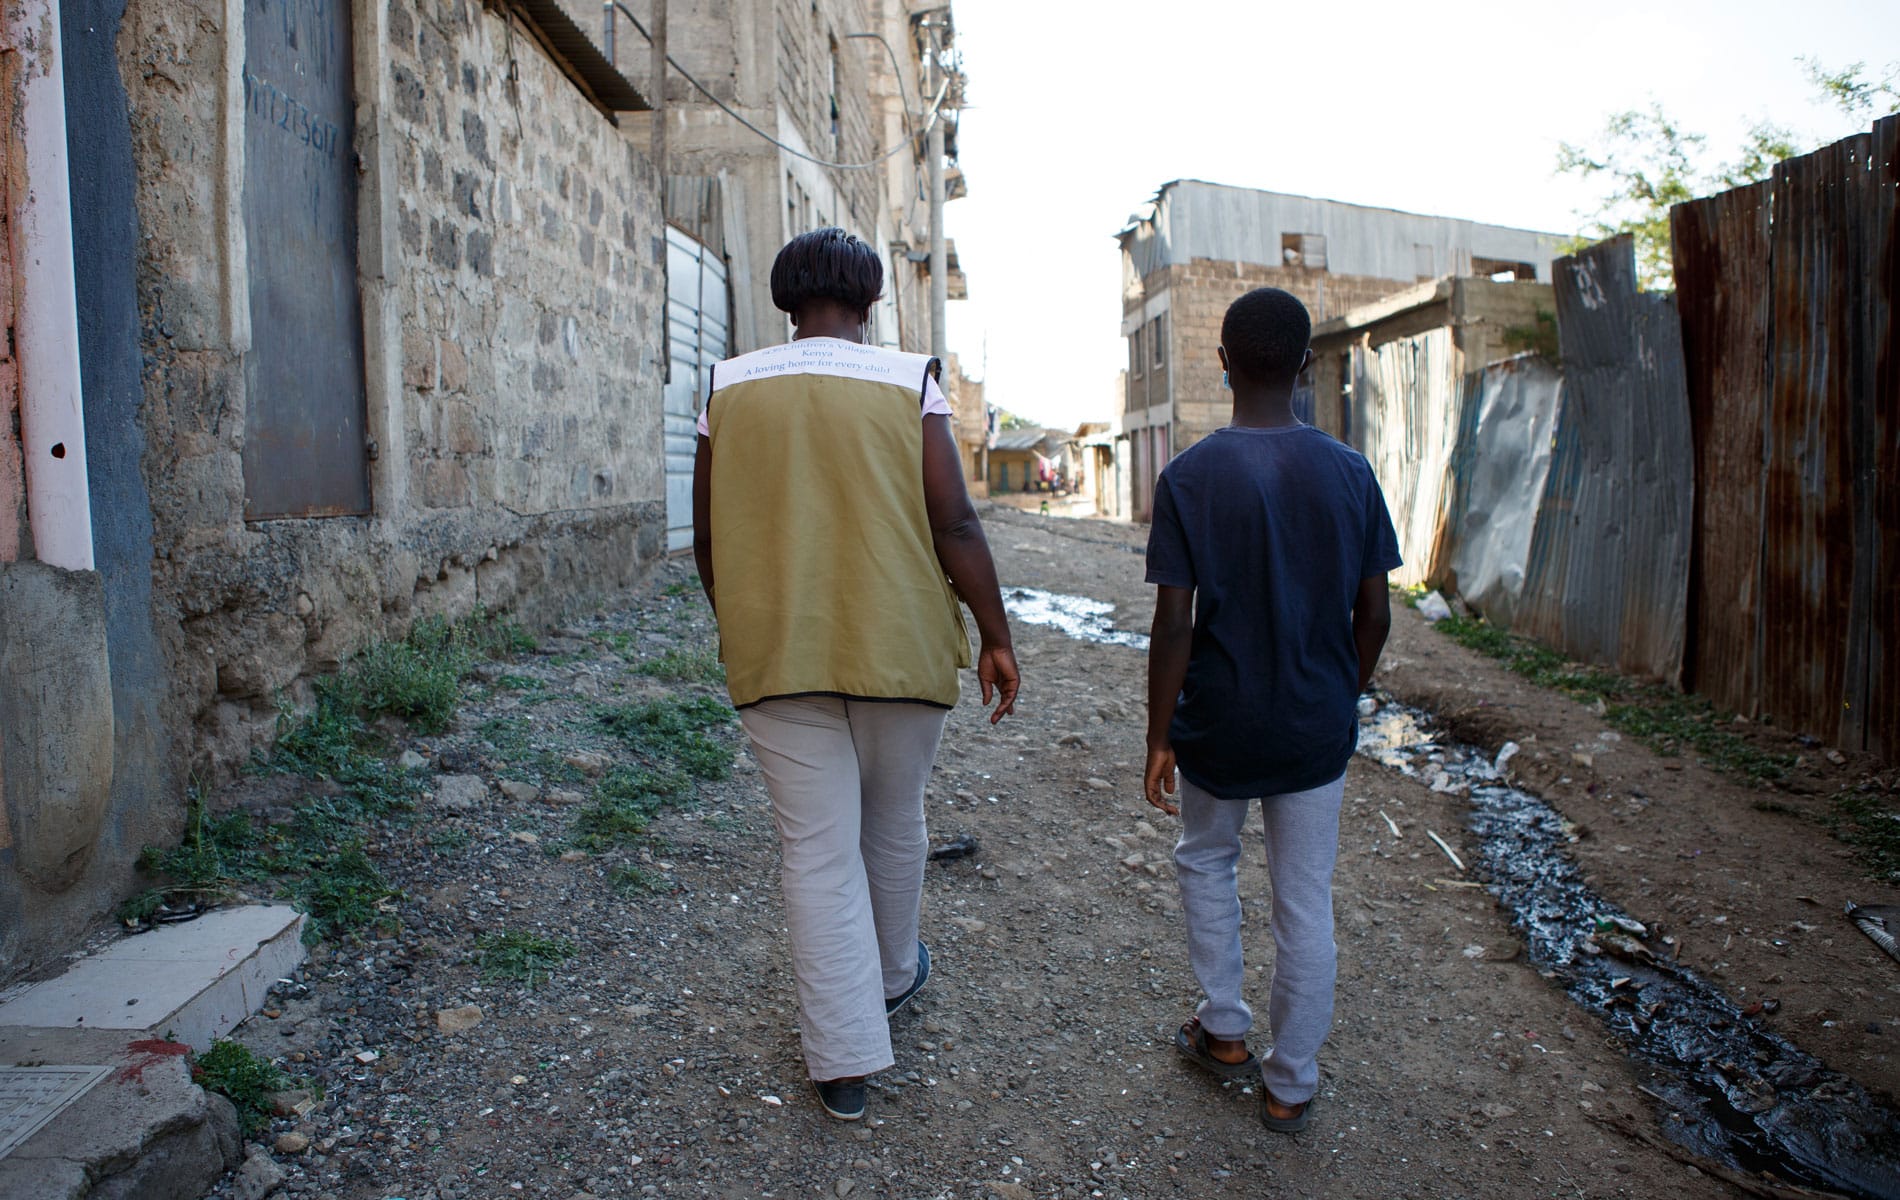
612,1,948,172
843,31,915,146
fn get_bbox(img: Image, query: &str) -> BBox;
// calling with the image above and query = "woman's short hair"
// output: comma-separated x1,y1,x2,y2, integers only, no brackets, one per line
770,227,883,317
1221,287,1311,380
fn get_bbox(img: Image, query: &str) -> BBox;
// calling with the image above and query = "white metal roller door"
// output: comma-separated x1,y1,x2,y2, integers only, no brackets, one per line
663,226,730,553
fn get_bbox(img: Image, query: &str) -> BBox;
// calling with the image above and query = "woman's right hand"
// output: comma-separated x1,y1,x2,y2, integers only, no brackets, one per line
978,644,1020,724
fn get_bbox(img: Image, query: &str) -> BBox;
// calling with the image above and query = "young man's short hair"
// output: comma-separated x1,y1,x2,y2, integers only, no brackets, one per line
1221,288,1311,381
770,227,883,317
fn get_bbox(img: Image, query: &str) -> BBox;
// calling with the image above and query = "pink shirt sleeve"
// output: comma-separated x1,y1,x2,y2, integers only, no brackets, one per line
698,369,954,436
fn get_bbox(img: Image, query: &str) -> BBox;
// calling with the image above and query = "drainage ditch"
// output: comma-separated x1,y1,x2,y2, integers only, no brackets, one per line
1009,586,1900,1198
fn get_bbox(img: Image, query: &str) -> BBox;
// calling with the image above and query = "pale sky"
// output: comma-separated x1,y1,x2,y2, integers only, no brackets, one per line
940,0,1900,429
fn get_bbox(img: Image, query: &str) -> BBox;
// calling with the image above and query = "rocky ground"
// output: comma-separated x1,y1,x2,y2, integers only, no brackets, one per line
195,504,1896,1200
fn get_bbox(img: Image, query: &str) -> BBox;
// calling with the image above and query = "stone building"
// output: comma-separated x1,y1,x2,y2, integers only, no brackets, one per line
1,0,961,983
602,0,968,544
1115,180,1565,519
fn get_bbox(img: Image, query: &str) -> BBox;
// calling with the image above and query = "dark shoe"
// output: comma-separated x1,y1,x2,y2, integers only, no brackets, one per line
1258,1086,1315,1133
812,1077,867,1121
1173,1016,1261,1081
885,940,931,1016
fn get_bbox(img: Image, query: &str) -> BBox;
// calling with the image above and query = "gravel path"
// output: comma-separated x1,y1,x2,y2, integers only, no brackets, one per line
202,505,1758,1200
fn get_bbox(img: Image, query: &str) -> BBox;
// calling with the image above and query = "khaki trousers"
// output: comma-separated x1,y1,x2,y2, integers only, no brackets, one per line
738,696,948,1080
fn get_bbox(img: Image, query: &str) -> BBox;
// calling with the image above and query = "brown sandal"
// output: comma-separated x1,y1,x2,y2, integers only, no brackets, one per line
1173,1017,1260,1081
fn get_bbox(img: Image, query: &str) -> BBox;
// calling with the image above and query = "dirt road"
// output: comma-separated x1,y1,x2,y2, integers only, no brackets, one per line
207,504,1895,1200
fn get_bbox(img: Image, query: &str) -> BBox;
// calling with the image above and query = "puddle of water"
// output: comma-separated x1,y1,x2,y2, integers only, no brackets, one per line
1358,702,1900,1199
1002,587,1149,651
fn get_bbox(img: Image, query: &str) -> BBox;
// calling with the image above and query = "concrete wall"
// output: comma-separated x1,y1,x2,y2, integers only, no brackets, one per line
0,0,180,983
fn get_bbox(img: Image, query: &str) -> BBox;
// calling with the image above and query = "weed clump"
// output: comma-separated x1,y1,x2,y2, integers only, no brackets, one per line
633,649,725,685
1430,611,1793,783
475,930,574,988
594,696,735,781
192,1040,290,1134
569,767,693,851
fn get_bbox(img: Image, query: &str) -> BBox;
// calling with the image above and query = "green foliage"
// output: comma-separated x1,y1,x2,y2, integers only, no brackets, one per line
1556,103,1721,289
1827,784,1900,885
192,1041,290,1134
1433,613,1793,783
663,578,701,598
593,696,735,781
632,649,725,686
1801,56,1900,119
995,408,1039,432
1559,60,1899,291
568,767,693,852
609,862,670,895
474,930,575,988
1502,309,1561,362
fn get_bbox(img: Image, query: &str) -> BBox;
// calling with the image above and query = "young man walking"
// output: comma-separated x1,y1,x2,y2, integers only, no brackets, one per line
1143,287,1400,1132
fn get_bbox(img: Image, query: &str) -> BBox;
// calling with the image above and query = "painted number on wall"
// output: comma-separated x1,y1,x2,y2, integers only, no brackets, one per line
243,71,341,159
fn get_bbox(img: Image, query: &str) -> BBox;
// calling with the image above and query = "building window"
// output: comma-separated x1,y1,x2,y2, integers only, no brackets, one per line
828,36,842,157
1150,313,1165,369
1129,324,1144,380
1281,233,1327,270
1472,255,1537,281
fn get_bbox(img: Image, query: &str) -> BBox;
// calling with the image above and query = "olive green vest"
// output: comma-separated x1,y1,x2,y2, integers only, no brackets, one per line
706,341,969,709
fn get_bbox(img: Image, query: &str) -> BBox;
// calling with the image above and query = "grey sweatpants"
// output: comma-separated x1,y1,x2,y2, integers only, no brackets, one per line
1173,770,1346,1104
738,696,948,1081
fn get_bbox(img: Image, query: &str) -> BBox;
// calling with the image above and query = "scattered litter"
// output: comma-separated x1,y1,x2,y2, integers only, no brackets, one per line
928,833,980,862
1425,829,1465,872
1493,741,1520,775
1433,878,1484,889
1597,914,1647,938
1847,903,1900,965
760,1094,783,1108
353,1050,379,1065
1356,695,1379,717
1378,810,1402,838
1416,591,1454,622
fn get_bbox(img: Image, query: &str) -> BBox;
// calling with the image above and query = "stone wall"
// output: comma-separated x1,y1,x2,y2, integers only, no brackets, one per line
115,0,668,782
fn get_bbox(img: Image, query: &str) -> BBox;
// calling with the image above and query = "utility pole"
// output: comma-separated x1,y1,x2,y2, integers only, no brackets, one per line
925,19,947,361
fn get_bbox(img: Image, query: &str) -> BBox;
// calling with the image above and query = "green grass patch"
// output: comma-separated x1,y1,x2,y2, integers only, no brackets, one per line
663,578,701,598
1829,786,1900,884
494,674,543,692
593,696,735,781
125,610,532,940
192,1040,290,1135
1433,612,1793,784
609,862,670,895
474,930,575,988
568,767,694,852
632,649,725,686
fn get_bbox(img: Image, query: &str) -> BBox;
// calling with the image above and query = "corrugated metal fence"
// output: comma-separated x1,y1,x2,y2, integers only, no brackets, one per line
1516,236,1695,683
1672,114,1898,756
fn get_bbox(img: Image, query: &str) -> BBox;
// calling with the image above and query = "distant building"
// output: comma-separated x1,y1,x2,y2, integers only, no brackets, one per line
943,353,991,495
1115,181,1566,519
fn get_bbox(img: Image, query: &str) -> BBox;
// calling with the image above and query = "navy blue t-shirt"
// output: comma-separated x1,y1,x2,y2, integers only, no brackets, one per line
1145,425,1402,799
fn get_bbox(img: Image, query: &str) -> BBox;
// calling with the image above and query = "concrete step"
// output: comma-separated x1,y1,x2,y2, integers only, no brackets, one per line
0,905,306,1199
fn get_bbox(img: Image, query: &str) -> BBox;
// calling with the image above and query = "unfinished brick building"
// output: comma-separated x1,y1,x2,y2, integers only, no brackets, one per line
1115,181,1566,519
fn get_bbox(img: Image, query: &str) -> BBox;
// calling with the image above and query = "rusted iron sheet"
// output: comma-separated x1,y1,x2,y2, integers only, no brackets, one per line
1759,124,1890,750
1518,235,1692,683
1670,180,1771,719
1873,115,1899,760
241,0,371,519
1441,354,1562,629
1350,327,1461,588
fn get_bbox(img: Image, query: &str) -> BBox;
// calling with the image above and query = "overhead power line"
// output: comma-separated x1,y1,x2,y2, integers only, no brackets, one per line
611,2,950,172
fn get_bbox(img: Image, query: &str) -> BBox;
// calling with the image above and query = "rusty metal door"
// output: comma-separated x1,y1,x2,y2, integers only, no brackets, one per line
241,0,370,519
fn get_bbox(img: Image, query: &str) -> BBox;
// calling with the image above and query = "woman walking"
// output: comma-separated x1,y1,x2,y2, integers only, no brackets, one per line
691,227,1019,1121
